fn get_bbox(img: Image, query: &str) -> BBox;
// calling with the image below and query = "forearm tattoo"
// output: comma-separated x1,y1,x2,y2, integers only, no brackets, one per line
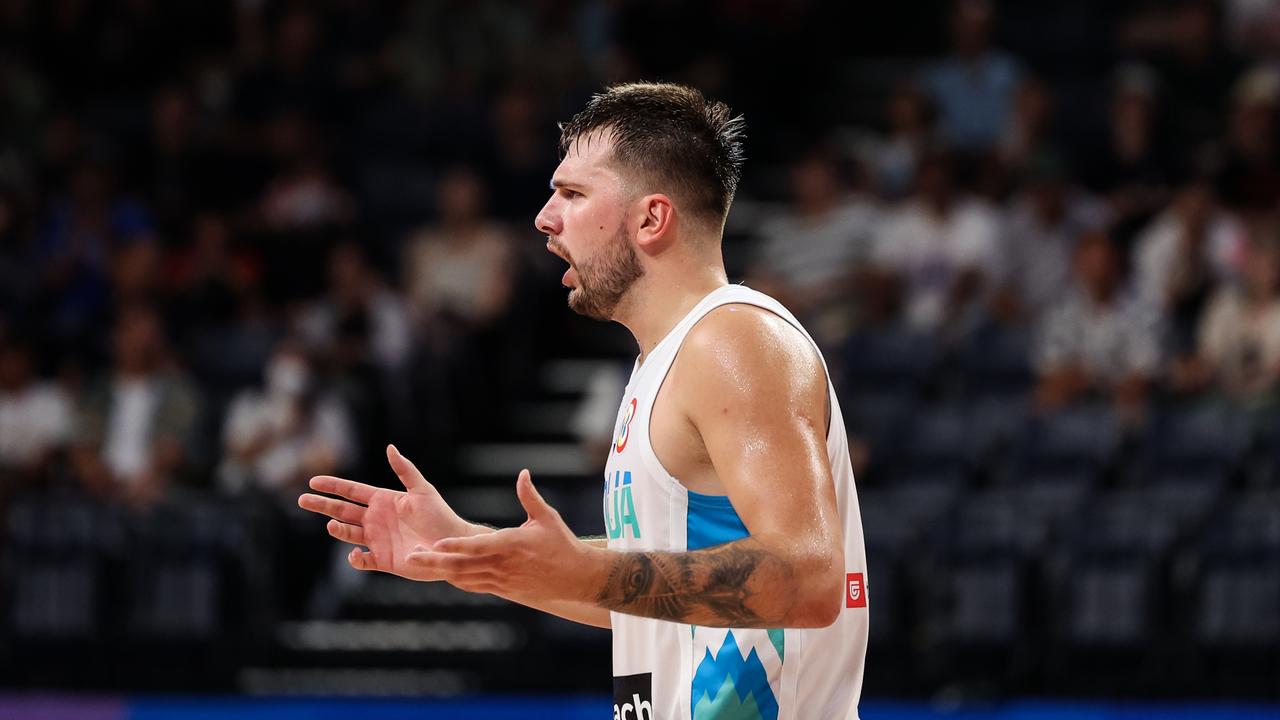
594,538,796,627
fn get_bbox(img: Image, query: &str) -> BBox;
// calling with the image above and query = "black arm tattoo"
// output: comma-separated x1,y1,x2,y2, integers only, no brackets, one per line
594,538,797,627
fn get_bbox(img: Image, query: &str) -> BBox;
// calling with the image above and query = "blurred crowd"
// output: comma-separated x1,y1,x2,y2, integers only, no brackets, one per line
746,0,1280,429
0,0,1279,676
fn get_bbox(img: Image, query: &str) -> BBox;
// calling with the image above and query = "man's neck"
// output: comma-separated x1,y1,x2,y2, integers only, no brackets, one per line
614,263,728,366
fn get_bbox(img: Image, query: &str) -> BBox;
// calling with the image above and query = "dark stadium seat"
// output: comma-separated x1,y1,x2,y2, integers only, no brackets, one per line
1016,406,1123,473
957,325,1034,401
1138,405,1253,479
1190,491,1280,648
843,329,940,397
900,405,978,470
1039,489,1186,693
4,495,123,639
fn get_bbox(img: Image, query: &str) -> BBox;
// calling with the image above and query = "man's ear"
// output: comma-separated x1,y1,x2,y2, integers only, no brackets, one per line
634,194,676,254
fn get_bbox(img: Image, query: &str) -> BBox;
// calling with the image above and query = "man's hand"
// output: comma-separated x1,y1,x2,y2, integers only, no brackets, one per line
405,469,604,606
298,444,486,580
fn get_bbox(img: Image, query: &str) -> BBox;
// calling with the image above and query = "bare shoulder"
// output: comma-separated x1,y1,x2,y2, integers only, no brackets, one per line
673,303,827,417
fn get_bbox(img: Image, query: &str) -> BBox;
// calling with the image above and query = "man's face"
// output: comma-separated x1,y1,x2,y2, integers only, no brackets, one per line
534,132,644,321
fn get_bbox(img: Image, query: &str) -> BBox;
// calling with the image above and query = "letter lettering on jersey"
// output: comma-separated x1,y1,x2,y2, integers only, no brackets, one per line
613,673,653,720
607,489,622,539
605,471,641,540
634,694,653,720
618,483,641,539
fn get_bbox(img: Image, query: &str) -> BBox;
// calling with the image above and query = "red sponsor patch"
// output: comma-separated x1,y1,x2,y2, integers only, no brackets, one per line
846,572,867,608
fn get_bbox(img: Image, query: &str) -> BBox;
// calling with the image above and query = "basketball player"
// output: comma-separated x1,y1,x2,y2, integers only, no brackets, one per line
299,83,869,719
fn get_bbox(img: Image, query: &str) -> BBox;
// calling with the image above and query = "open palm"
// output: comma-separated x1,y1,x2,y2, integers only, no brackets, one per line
298,445,481,580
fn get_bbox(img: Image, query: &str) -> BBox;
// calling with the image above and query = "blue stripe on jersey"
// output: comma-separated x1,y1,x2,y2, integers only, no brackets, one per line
686,490,750,550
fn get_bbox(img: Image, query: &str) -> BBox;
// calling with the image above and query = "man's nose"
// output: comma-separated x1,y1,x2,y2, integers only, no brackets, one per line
534,197,561,236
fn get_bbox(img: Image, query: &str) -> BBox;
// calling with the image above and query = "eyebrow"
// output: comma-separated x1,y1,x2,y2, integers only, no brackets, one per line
550,178,584,191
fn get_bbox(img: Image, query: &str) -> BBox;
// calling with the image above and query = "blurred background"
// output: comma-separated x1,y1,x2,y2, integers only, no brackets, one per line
1,0,1279,716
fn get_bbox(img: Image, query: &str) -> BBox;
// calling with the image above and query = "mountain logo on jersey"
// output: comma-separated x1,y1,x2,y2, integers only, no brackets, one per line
846,572,867,608
614,397,637,453
691,631,779,720
604,469,641,540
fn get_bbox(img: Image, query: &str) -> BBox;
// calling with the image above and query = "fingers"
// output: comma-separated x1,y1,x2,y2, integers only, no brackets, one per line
298,493,366,525
515,469,554,521
348,547,374,571
386,444,429,491
326,519,365,545
309,475,376,504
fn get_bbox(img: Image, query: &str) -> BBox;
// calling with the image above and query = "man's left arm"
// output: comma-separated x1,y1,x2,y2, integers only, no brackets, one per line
588,306,845,628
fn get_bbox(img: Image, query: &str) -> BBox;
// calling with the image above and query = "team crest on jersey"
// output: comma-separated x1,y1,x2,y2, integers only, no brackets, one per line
614,397,638,453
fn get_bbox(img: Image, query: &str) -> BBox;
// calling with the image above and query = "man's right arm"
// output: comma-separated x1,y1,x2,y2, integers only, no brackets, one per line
298,446,612,631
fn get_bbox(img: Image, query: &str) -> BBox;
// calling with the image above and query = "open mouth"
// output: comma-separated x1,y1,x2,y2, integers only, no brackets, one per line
546,239,571,264
546,239,576,287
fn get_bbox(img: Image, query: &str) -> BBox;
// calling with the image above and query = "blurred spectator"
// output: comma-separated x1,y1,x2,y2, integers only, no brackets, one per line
1224,0,1280,58
747,149,879,346
870,151,1003,333
998,76,1057,175
403,167,516,443
232,5,337,124
298,241,410,474
1034,231,1161,417
36,162,154,346
1078,65,1173,245
0,337,71,486
857,82,934,200
485,85,560,221
1213,66,1280,213
132,85,218,239
218,339,355,500
922,0,1023,152
219,338,356,617
298,242,411,374
995,155,1108,325
1170,234,1280,407
70,305,200,507
1133,180,1247,354
390,0,535,103
109,235,163,309
168,213,260,338
1120,0,1244,150
256,112,354,234
403,168,514,335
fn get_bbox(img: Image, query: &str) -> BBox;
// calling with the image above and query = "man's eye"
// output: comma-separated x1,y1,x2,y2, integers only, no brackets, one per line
561,188,581,199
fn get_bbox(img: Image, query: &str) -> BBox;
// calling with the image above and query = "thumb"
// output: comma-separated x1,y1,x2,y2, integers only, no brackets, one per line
387,444,429,491
515,469,554,522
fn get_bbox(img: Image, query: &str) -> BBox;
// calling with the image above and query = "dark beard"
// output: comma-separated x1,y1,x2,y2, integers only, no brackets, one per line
568,224,644,321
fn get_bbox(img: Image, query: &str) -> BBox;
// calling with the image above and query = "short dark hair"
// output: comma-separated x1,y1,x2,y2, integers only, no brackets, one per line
558,82,746,229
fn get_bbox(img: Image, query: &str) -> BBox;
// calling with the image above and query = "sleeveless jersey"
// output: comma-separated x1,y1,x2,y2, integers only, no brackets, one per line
603,284,869,720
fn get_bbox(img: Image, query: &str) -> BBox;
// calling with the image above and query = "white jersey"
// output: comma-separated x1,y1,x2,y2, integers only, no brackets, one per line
603,285,869,720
